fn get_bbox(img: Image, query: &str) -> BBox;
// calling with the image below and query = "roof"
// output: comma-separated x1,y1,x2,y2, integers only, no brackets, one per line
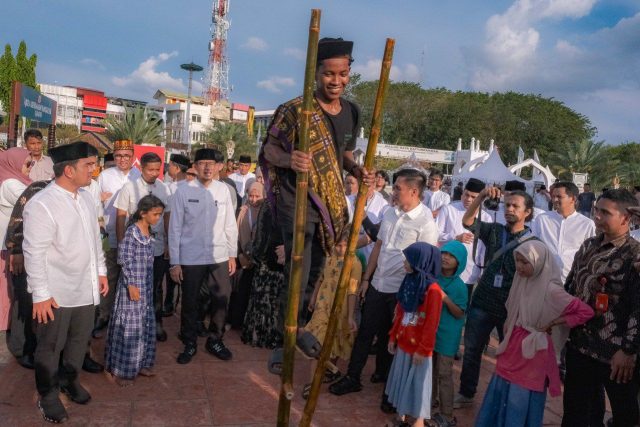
457,148,527,186
77,131,113,154
153,89,206,105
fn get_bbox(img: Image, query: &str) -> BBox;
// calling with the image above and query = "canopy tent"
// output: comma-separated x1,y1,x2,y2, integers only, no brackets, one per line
453,148,532,191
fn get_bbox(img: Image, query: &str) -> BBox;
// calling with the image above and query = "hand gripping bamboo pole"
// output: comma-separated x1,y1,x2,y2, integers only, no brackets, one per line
276,9,321,427
300,38,395,427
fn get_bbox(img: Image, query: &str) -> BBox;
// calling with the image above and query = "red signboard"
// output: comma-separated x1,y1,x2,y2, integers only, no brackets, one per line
133,145,166,180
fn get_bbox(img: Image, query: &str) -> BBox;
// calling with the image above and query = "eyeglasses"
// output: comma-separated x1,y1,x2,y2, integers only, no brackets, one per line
114,154,132,159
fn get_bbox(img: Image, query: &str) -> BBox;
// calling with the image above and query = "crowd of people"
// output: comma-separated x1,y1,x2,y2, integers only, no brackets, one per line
1,37,640,427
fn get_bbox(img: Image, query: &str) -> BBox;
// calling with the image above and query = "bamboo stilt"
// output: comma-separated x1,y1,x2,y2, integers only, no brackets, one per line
276,9,321,427
300,38,396,427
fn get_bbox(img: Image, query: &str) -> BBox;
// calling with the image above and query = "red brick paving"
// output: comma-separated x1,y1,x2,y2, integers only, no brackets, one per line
0,313,593,426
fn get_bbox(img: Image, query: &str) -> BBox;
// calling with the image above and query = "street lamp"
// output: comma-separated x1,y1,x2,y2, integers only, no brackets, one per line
180,62,203,152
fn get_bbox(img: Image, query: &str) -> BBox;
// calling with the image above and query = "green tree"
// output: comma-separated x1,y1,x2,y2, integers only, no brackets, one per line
548,139,610,187
204,122,256,160
0,44,17,114
105,106,163,145
15,41,37,89
54,123,82,146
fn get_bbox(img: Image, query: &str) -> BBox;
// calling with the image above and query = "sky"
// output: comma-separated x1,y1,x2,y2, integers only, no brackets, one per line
2,0,639,145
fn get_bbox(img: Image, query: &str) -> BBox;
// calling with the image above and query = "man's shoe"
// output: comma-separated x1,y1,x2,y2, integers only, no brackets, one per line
60,382,91,404
82,354,104,373
156,324,168,342
205,338,232,361
370,372,387,384
453,393,474,409
177,344,197,364
38,397,68,423
17,354,35,370
92,318,108,339
380,394,396,414
328,375,363,396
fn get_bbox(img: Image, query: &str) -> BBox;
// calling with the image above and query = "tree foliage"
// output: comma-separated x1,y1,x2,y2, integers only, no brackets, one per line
203,122,256,160
0,41,37,115
105,106,163,145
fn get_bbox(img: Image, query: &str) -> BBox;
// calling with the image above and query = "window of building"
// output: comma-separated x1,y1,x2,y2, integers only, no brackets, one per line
192,114,202,123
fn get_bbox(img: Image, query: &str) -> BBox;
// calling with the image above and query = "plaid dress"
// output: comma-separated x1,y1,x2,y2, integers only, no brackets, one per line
105,224,156,379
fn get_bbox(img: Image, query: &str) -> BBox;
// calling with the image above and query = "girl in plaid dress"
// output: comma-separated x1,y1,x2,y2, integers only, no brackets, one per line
105,195,165,387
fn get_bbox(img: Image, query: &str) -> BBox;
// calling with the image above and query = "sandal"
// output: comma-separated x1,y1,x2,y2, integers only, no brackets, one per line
268,348,284,376
115,376,134,387
138,368,155,377
296,331,322,359
302,383,311,400
323,368,342,383
426,413,457,427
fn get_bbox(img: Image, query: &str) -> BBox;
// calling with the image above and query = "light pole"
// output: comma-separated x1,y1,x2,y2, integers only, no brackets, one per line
180,62,203,152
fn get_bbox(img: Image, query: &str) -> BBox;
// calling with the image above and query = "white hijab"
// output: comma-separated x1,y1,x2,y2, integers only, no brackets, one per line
496,240,575,359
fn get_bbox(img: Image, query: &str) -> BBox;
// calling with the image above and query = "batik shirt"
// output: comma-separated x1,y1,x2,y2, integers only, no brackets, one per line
565,233,640,363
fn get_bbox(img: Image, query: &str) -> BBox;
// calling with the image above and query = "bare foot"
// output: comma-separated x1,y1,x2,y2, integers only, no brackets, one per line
139,368,155,377
115,376,134,387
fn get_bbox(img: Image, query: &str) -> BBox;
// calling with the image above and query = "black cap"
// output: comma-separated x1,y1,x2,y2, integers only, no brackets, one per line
170,153,190,168
464,178,485,193
194,148,224,162
317,37,353,63
505,180,526,191
238,155,252,164
103,152,114,162
49,142,98,164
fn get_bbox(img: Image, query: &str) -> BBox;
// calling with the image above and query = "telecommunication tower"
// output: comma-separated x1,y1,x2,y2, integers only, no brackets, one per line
203,0,230,104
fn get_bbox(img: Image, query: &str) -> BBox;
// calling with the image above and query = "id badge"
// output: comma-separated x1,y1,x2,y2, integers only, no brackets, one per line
493,274,504,288
595,293,609,312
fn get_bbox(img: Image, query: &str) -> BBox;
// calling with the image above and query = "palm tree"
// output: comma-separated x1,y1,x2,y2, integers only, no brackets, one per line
549,139,607,179
203,122,255,159
105,106,163,145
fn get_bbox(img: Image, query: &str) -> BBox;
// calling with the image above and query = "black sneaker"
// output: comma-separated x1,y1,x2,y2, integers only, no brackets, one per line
60,382,91,404
370,372,387,384
328,375,363,396
380,394,396,414
205,338,232,361
82,354,104,373
177,344,197,364
17,354,35,370
38,397,68,423
156,324,168,342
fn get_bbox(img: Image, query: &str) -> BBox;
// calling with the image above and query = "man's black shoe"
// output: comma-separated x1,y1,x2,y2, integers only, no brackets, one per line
370,373,387,384
328,375,363,396
92,318,108,339
205,338,232,361
38,397,68,423
82,354,104,373
156,324,168,342
380,394,396,414
60,382,91,404
177,344,197,364
17,354,35,370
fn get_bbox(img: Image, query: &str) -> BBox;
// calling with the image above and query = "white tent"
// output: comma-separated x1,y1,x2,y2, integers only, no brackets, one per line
453,148,532,191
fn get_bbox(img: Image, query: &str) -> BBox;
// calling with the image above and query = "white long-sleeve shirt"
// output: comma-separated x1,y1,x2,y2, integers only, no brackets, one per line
228,171,255,198
169,179,238,266
0,178,27,250
436,201,493,284
347,191,390,261
531,210,596,282
422,189,450,213
97,167,141,248
372,203,439,293
23,182,107,306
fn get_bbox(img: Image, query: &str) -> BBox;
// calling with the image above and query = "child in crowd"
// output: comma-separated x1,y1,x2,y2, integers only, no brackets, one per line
429,241,468,427
475,240,593,427
301,228,361,398
105,195,165,387
386,242,443,427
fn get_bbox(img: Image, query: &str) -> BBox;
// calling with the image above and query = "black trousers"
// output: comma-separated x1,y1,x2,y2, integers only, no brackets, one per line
34,305,94,401
180,262,231,345
279,217,326,331
228,266,254,329
8,271,37,357
562,346,639,427
152,255,168,324
346,286,397,381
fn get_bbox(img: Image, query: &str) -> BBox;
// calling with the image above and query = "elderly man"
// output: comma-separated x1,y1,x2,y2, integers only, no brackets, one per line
330,169,438,412
94,140,141,335
23,142,108,423
23,129,54,181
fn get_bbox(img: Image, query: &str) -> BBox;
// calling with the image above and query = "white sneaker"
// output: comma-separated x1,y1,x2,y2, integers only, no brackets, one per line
453,393,474,408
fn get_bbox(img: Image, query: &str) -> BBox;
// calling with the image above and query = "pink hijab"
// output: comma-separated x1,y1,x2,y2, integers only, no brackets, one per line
496,240,575,359
0,147,32,186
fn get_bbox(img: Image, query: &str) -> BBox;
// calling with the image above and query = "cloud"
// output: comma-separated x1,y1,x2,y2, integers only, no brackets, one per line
242,37,268,51
256,76,295,93
79,58,105,70
352,59,422,83
283,47,305,60
112,51,184,93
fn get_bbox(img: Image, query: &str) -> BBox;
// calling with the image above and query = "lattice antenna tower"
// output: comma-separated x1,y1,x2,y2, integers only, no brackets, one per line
203,0,231,104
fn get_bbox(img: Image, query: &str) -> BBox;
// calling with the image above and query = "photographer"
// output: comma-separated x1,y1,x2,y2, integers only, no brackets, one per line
454,185,536,408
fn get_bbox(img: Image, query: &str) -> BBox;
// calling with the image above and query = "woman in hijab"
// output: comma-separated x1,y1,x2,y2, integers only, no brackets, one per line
0,147,33,331
475,240,593,427
229,181,265,329
386,242,443,427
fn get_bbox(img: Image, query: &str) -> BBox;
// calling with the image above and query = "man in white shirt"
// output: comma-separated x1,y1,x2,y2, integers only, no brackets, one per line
422,169,450,218
169,148,238,364
531,181,595,364
94,140,140,335
534,185,551,211
228,154,255,198
23,142,108,423
347,185,389,262
24,129,54,182
330,168,439,403
436,178,492,301
114,152,171,342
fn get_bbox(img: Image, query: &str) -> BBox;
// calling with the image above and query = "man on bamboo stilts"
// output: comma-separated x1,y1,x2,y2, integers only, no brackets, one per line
260,37,375,350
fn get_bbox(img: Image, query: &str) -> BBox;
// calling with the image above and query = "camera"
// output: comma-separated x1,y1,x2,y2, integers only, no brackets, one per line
483,197,500,211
